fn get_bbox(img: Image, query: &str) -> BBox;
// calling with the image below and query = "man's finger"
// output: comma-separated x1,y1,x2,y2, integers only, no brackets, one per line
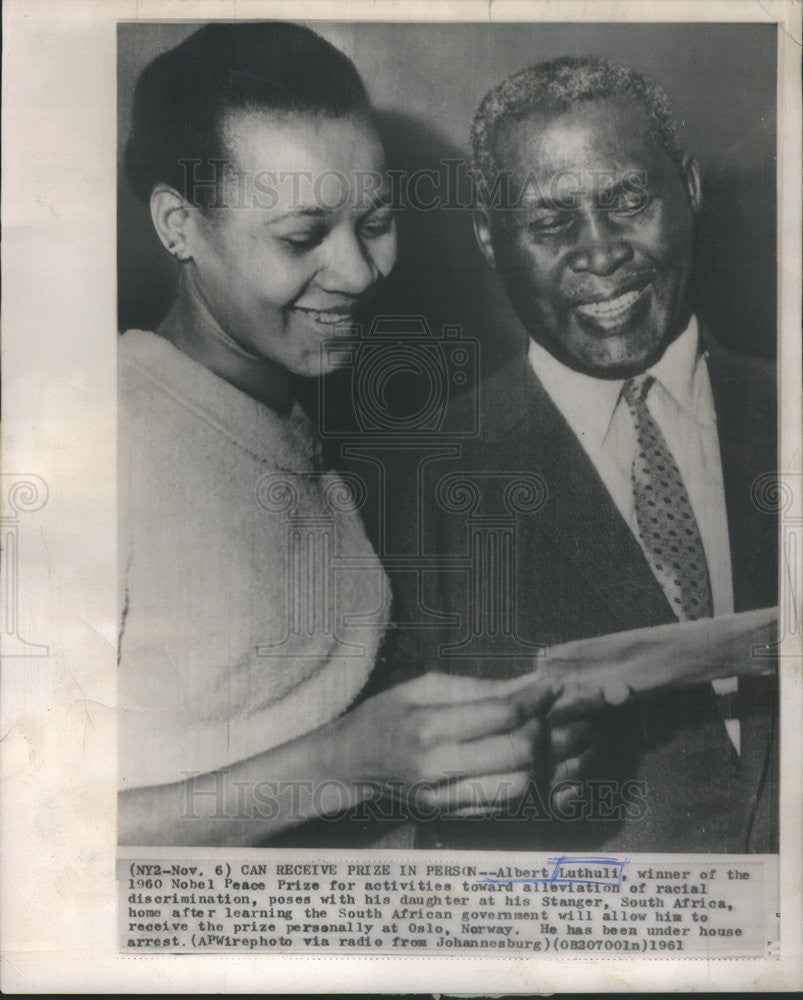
549,719,592,762
547,676,634,726
602,677,632,706
547,682,607,725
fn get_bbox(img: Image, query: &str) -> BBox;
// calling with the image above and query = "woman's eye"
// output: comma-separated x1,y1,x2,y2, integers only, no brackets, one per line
360,213,395,238
280,233,322,252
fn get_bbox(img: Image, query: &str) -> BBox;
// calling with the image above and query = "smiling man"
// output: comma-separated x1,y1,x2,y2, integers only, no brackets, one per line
379,57,778,853
473,84,699,379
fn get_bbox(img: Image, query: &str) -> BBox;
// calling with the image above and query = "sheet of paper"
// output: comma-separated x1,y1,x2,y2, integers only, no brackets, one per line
501,606,779,696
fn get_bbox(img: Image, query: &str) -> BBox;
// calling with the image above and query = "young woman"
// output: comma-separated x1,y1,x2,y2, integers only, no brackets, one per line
118,22,561,846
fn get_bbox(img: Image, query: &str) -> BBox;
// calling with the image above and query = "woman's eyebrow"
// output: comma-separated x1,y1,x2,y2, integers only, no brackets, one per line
265,206,330,225
355,190,393,219
267,190,392,225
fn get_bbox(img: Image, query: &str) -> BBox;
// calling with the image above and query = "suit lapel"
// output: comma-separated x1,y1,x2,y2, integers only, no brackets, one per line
476,353,676,632
703,332,779,849
479,334,779,626
703,332,778,612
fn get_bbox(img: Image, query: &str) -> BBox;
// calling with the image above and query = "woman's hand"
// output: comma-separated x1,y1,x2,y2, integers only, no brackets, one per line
328,672,558,814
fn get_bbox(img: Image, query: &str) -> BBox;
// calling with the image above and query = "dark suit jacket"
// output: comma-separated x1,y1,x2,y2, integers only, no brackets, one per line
360,330,778,853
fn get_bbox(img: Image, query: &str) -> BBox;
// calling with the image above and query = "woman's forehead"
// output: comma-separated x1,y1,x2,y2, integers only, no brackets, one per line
219,107,385,175
210,109,389,217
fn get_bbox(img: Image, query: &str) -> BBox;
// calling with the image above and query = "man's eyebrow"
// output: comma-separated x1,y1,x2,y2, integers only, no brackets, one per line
516,194,577,213
516,175,648,213
595,175,648,198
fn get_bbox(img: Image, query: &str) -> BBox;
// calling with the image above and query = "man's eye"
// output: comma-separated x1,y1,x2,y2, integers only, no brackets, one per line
527,213,572,236
612,190,649,215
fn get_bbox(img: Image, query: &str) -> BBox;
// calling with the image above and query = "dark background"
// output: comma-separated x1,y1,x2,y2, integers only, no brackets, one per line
118,21,777,363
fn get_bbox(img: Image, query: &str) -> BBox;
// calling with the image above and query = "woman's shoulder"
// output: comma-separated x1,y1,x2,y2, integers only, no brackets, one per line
118,330,319,471
119,328,210,401
118,329,200,413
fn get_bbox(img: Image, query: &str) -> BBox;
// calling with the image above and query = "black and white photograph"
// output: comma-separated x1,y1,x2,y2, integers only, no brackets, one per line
118,20,779,853
3,0,802,992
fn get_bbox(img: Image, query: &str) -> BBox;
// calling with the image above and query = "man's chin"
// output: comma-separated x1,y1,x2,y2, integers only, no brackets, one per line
553,334,669,380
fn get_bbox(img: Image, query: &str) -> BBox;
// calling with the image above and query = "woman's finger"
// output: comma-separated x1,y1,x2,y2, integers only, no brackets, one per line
401,671,555,707
422,718,546,782
413,680,556,746
415,770,532,811
550,781,584,815
552,745,597,785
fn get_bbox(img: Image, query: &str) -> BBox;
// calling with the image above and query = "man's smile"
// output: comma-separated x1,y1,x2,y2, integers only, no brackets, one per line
573,283,651,331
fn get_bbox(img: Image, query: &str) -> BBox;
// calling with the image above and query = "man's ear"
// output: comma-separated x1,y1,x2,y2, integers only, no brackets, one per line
472,206,497,270
150,185,194,261
680,153,702,216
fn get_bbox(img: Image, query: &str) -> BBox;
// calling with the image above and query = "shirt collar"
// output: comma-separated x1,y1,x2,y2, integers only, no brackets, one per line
527,316,704,451
649,314,702,413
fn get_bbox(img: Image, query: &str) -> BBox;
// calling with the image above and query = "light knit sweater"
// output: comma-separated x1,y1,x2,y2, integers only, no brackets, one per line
118,330,389,789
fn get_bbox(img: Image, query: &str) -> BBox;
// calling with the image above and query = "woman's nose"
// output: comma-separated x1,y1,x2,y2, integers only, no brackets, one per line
566,211,634,277
319,229,382,296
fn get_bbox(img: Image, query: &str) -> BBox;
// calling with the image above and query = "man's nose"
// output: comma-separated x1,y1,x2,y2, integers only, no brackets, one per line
319,229,380,296
566,211,634,276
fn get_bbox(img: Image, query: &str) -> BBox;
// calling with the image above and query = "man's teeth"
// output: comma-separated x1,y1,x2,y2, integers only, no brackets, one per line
576,288,642,317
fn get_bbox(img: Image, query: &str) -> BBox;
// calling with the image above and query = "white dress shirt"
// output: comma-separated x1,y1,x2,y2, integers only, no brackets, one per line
528,317,740,751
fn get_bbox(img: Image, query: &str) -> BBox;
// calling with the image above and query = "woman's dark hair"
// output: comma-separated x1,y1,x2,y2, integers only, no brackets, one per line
125,22,371,207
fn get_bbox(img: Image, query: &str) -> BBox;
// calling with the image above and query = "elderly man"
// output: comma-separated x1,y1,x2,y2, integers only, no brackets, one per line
376,57,778,853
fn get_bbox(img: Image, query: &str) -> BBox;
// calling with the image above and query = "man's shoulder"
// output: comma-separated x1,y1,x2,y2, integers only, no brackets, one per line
701,327,777,451
701,327,776,403
449,345,539,443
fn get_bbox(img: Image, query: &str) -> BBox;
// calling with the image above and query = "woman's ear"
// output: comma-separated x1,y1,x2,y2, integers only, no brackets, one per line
150,185,193,261
472,206,496,270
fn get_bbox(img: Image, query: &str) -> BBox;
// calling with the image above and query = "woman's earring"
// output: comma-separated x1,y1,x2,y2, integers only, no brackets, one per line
168,240,190,262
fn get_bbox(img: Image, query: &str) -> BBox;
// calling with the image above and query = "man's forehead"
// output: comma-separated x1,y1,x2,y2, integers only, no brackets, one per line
495,95,660,175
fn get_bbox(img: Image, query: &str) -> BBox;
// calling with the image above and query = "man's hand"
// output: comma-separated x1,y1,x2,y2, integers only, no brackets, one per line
547,677,632,809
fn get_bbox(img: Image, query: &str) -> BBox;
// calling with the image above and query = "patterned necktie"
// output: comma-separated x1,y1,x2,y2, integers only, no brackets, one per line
622,374,713,621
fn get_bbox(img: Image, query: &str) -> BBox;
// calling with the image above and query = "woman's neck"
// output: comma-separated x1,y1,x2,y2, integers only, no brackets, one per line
156,275,296,414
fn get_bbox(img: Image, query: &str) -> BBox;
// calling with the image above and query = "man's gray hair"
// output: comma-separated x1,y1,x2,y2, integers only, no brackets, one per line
470,56,685,203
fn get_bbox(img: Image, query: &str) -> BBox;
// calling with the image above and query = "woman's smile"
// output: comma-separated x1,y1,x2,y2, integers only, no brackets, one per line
290,303,360,329
181,109,397,377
